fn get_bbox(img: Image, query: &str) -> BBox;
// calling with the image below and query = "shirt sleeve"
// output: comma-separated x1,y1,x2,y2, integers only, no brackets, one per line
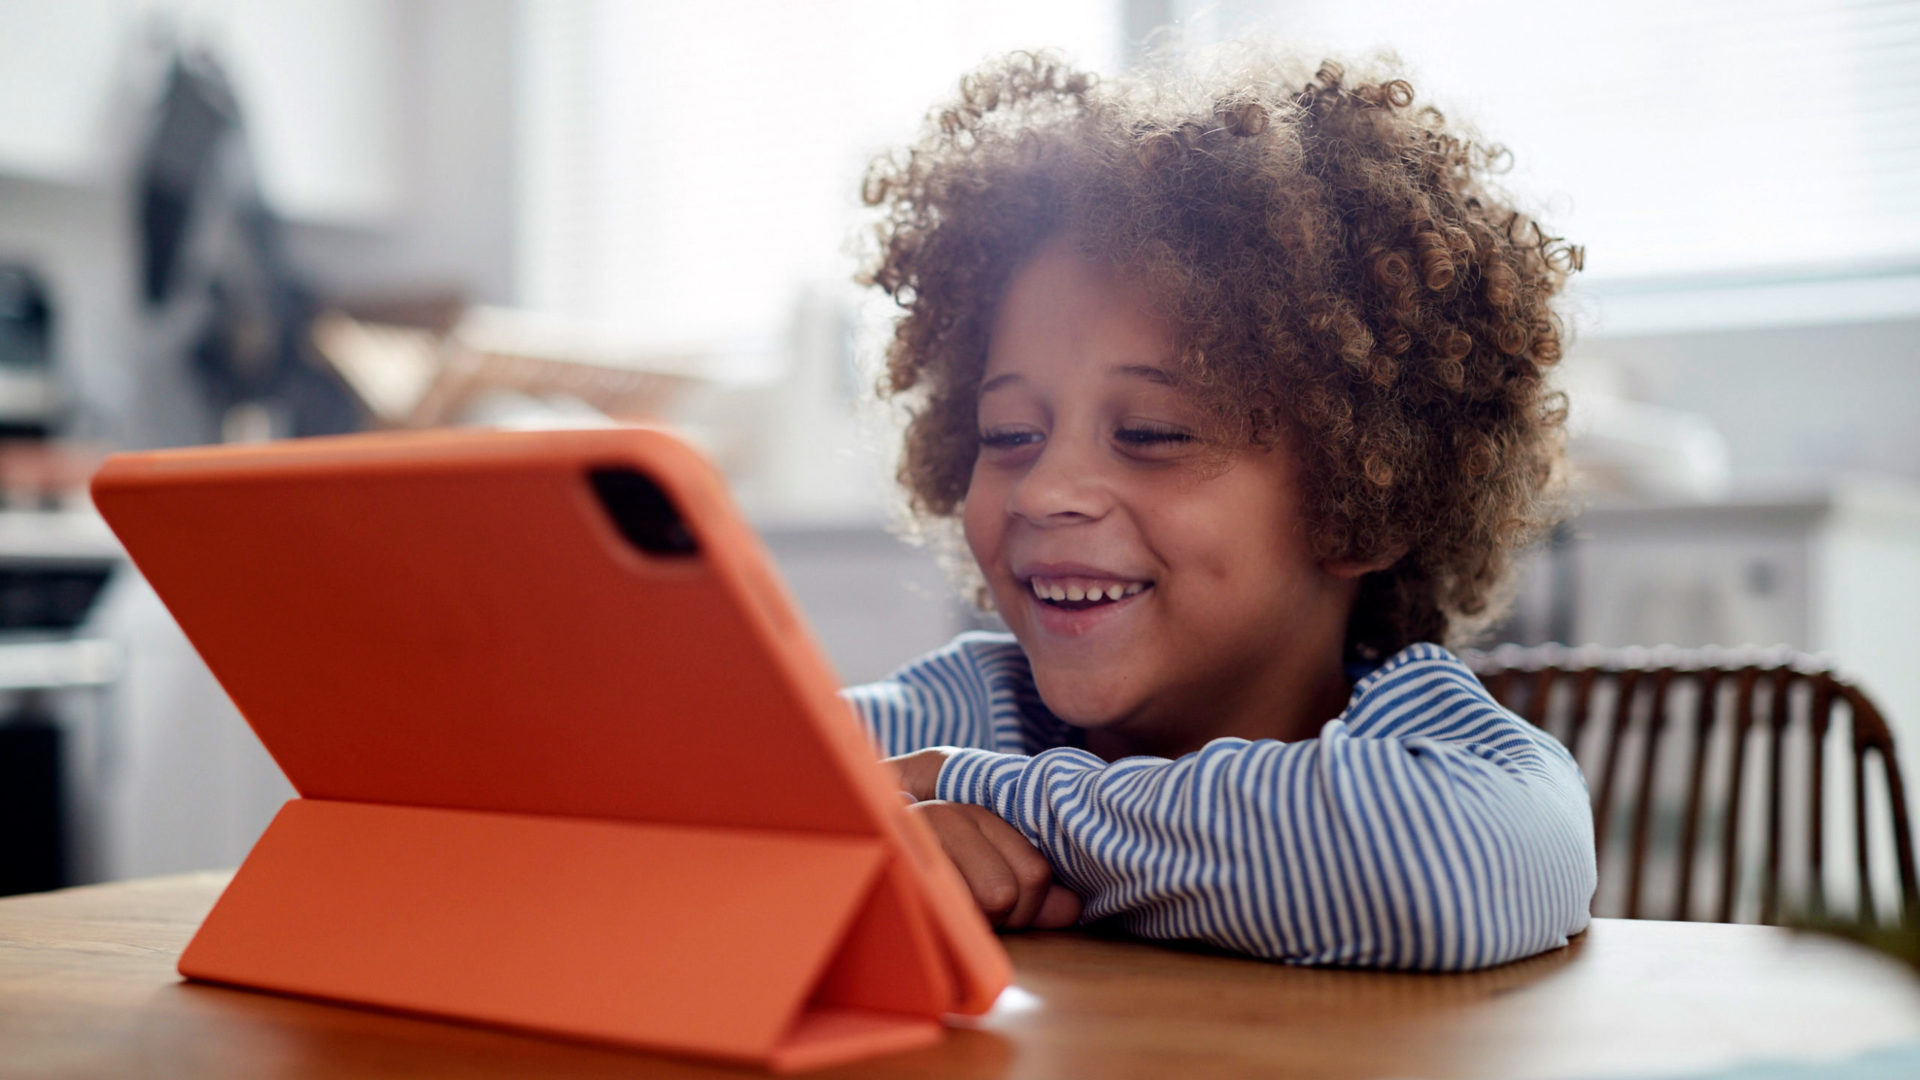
839,632,1023,758
933,646,1598,972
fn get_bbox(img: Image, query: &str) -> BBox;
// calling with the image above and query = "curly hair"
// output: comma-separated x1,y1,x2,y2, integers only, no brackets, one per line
858,46,1579,659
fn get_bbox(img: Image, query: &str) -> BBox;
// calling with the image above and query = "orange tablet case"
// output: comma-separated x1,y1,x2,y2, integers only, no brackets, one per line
89,427,1012,1073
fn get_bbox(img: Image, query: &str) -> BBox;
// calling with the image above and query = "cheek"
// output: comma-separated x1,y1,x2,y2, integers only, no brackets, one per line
1140,489,1252,578
1163,472,1316,593
961,464,999,565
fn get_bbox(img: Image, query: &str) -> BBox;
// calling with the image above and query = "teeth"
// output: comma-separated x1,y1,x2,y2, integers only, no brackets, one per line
1028,577,1150,604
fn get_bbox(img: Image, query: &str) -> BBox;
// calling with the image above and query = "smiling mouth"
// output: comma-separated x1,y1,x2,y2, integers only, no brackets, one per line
1025,576,1153,612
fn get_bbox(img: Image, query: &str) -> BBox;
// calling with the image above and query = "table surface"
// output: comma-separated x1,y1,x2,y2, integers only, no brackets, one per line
5,874,1920,1080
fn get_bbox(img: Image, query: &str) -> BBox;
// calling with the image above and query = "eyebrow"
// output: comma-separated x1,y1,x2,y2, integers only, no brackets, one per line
977,364,1176,397
1114,364,1176,386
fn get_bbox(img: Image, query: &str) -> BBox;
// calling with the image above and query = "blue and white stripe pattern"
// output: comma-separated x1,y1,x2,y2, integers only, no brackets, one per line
843,632,1596,971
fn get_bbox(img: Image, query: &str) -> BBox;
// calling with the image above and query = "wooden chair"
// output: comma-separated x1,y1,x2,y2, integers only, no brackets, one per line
1465,644,1919,927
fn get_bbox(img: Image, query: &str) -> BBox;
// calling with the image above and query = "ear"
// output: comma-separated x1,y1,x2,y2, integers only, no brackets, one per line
1321,550,1403,581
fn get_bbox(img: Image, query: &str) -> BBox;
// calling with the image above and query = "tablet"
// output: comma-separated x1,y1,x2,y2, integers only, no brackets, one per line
90,426,1011,1072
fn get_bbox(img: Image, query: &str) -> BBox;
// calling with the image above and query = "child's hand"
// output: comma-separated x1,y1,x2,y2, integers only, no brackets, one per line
883,748,950,802
904,801,1083,931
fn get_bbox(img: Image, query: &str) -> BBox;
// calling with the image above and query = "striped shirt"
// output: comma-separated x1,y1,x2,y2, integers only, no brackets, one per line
842,632,1596,971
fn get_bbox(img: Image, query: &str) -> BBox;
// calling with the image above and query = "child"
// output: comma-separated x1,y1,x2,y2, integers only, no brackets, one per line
842,47,1596,972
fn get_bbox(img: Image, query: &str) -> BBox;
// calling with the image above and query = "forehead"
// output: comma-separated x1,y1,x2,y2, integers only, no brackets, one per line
982,235,1178,387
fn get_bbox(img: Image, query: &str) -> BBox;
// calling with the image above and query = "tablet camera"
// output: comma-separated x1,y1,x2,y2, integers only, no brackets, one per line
588,468,699,557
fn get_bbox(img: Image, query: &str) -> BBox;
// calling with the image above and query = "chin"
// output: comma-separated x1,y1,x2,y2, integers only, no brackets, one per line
1027,666,1137,730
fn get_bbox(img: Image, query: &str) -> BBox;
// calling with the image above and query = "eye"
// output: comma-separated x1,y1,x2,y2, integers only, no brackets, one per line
978,428,1042,450
1114,423,1196,448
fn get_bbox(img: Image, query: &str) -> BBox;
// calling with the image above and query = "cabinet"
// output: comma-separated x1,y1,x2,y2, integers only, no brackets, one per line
0,510,122,891
1557,480,1920,789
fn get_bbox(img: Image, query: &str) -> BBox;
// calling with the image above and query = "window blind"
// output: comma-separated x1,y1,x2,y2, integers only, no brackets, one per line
1225,0,1920,284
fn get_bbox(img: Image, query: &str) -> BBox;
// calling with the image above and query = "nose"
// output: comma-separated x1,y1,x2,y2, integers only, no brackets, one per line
1007,437,1111,525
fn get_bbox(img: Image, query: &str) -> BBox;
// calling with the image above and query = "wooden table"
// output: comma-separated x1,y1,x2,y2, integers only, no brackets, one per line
6,874,1920,1079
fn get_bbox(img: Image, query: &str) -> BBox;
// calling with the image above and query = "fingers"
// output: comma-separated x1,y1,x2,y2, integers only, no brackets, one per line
881,753,911,794
970,808,1059,930
1033,882,1083,929
911,802,1022,925
880,749,948,802
906,802,1081,931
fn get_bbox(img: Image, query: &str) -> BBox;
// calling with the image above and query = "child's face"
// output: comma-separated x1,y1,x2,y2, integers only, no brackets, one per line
963,235,1357,748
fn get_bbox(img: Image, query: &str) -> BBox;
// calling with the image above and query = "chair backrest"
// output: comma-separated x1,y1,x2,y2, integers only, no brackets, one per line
1465,644,1919,926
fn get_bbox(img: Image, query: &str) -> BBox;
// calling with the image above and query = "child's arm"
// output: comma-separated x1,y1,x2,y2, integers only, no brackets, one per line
845,632,1093,929
903,644,1596,972
844,631,1058,759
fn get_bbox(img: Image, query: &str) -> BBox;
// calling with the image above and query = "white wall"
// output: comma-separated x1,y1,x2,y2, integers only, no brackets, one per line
288,0,518,307
1572,317,1920,484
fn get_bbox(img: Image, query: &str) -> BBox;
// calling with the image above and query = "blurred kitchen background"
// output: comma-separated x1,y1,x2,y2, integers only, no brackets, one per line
0,0,1915,907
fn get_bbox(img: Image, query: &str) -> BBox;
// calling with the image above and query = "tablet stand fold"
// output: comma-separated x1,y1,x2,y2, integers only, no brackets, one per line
179,799,950,1072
